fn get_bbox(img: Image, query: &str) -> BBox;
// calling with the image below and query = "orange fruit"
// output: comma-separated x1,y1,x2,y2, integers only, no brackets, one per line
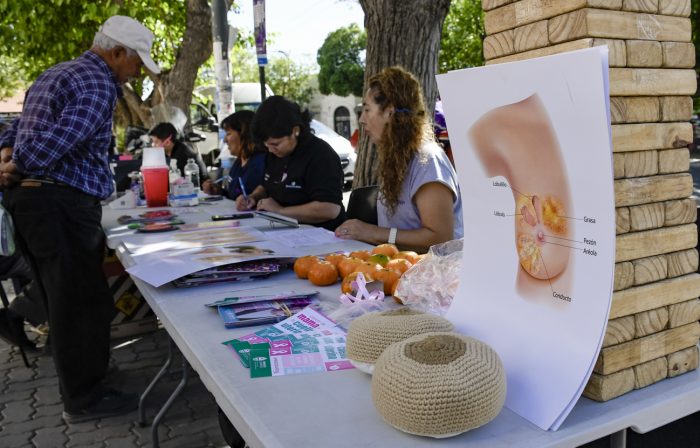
373,268,400,295
293,255,320,279
367,253,390,267
386,258,413,275
353,261,381,277
341,271,374,294
307,261,338,286
371,243,399,258
338,257,363,279
392,251,421,264
324,253,347,268
349,250,371,261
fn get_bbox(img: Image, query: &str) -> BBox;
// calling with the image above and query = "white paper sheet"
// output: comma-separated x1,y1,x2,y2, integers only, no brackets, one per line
263,227,344,248
126,239,296,287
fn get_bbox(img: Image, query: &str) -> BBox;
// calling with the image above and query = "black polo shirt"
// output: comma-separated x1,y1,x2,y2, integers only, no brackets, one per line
263,134,346,230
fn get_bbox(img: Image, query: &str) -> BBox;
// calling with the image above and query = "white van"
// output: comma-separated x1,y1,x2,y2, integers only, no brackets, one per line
190,82,273,157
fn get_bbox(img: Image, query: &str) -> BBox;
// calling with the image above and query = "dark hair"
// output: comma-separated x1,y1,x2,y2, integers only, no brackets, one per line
148,122,180,142
252,95,311,142
220,110,263,159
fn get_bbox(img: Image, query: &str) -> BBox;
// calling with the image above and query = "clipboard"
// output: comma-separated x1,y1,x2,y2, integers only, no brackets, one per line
255,211,299,228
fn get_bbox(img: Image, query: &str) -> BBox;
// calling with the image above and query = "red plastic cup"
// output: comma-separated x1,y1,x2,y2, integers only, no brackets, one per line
141,167,169,207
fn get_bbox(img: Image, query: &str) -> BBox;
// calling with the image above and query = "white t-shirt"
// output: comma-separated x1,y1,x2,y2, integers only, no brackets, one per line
377,140,464,239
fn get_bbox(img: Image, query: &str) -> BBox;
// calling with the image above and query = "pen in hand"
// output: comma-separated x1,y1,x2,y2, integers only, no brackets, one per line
238,178,253,210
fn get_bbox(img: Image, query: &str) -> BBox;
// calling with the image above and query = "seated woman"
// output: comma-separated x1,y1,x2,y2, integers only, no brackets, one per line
238,96,346,231
202,110,265,202
148,122,208,183
335,66,463,253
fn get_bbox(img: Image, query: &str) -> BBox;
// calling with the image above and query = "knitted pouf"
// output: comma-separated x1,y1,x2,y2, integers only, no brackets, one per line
371,332,506,438
346,308,454,374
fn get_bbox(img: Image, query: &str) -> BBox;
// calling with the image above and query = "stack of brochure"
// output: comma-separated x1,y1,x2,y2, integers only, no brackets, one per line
172,260,287,288
223,306,355,377
206,290,319,328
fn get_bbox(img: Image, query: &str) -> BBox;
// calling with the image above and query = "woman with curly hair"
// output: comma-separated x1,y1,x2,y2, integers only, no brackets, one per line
335,66,463,253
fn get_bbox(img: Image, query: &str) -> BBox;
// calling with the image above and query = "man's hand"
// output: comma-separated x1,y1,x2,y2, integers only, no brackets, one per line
0,147,20,188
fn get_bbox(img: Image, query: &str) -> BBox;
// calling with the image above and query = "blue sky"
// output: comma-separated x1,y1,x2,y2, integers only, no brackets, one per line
229,0,365,66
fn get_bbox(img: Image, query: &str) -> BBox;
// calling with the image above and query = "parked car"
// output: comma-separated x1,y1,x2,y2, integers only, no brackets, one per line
310,119,356,189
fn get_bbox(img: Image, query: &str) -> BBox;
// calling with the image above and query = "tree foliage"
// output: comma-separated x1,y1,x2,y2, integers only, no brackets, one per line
0,0,185,99
226,38,316,106
266,56,316,106
317,23,366,97
438,0,484,72
0,55,27,99
0,0,213,131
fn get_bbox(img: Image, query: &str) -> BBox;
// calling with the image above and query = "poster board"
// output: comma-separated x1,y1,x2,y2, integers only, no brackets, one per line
437,47,615,430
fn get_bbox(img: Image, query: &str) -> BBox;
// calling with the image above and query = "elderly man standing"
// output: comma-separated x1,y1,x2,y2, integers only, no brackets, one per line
0,16,160,423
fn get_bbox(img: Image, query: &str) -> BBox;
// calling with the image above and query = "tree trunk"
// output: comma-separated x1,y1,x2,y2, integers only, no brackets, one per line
354,0,451,188
115,0,212,129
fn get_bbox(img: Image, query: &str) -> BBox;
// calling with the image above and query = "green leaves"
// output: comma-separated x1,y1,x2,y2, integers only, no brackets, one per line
438,0,484,73
317,23,366,97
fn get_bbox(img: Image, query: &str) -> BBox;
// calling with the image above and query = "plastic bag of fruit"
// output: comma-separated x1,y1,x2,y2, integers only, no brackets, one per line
393,238,463,316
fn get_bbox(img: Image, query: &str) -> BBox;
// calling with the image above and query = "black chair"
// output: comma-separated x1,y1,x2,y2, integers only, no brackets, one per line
346,185,379,225
0,277,31,367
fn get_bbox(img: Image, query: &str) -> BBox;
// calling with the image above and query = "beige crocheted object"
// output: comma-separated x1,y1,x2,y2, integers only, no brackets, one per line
371,332,506,438
346,308,453,374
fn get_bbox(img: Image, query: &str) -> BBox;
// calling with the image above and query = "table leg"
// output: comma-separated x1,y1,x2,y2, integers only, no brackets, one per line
151,352,189,448
610,428,627,448
139,337,175,426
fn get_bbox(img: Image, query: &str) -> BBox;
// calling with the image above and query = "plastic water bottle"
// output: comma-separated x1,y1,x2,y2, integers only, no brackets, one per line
184,158,200,191
129,171,143,206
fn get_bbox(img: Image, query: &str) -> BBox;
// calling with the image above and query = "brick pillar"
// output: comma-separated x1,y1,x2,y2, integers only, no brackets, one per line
481,0,700,401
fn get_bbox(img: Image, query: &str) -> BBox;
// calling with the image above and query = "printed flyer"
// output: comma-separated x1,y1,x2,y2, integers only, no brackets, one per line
223,307,354,378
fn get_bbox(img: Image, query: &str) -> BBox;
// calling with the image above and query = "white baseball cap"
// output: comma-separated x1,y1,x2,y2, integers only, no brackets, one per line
99,15,161,74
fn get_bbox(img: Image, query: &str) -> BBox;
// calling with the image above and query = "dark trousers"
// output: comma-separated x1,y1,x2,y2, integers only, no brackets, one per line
5,183,114,411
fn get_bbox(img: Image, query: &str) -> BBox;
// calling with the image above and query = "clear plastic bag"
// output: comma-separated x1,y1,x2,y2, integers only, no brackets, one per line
320,272,400,330
325,299,400,331
393,238,463,316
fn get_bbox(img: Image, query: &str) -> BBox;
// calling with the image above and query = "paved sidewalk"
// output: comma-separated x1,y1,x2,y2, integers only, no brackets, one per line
0,327,229,447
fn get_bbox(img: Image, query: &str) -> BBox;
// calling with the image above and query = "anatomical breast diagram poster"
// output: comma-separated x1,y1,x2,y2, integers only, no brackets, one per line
437,47,614,431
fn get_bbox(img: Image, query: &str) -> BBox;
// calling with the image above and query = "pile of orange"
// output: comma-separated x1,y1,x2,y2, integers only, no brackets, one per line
292,244,425,297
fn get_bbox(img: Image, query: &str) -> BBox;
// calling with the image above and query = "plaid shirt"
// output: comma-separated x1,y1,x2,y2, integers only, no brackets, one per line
0,51,120,199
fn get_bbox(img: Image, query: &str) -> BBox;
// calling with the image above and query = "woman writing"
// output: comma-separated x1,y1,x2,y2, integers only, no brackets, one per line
335,66,463,253
148,122,208,182
238,96,346,231
202,110,265,201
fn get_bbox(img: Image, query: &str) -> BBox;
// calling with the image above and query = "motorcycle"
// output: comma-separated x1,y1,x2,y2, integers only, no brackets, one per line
123,105,209,161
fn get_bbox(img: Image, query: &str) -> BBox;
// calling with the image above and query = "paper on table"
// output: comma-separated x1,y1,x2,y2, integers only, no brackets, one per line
262,227,343,248
126,239,296,287
223,306,353,377
121,226,266,256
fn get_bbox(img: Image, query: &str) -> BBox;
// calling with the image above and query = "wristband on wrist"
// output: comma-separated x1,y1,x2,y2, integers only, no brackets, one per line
388,227,397,245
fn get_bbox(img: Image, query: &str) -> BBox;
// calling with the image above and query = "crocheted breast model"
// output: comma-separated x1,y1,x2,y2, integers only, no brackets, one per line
346,308,454,374
371,332,506,438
